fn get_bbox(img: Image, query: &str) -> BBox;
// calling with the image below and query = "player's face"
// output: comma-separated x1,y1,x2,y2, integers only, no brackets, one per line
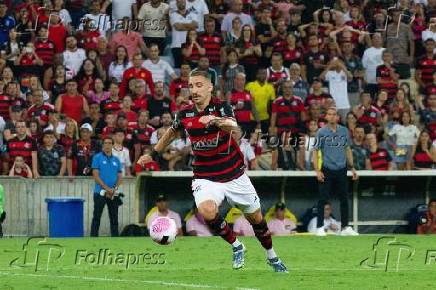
189,76,213,105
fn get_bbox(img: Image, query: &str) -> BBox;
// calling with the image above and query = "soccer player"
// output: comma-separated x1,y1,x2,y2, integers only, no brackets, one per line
140,71,288,272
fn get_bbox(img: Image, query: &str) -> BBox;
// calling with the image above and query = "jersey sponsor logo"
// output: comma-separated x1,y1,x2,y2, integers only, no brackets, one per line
186,112,195,117
191,134,220,151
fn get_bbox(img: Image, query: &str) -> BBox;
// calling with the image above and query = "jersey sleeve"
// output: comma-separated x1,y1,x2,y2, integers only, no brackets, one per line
219,102,236,118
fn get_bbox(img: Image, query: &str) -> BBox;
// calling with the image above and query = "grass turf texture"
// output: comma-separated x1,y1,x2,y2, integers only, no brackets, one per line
0,235,435,290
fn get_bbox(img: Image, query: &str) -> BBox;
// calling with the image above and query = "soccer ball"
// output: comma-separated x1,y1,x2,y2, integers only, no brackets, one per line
149,217,177,245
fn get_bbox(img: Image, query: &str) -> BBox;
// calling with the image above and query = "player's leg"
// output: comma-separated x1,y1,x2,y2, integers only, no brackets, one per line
90,195,106,237
316,167,333,236
192,178,243,268
106,198,119,237
225,173,288,273
337,168,358,236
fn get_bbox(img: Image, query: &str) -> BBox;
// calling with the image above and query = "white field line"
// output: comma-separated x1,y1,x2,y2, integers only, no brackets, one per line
0,271,260,290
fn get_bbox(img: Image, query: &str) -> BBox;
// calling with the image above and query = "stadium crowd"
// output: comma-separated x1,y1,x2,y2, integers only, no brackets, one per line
0,0,435,178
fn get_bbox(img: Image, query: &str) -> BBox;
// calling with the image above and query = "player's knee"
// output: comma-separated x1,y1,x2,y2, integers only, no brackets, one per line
245,209,263,224
198,200,218,221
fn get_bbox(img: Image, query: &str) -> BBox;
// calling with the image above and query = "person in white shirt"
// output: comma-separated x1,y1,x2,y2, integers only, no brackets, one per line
142,44,177,83
112,128,132,176
308,202,341,235
297,119,318,171
169,0,209,32
320,58,353,122
387,111,420,170
79,1,111,38
170,0,199,68
101,0,136,21
108,45,132,83
362,33,385,97
221,0,253,36
63,35,87,77
137,0,169,53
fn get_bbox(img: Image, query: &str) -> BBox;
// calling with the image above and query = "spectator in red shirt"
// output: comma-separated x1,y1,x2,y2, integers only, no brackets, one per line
366,133,393,170
376,50,399,102
4,121,38,177
34,25,56,68
47,15,67,54
417,199,436,235
8,155,33,178
55,79,89,123
117,95,138,125
14,42,43,78
412,130,436,170
119,53,154,97
169,62,191,101
27,88,54,127
133,110,155,163
135,147,160,173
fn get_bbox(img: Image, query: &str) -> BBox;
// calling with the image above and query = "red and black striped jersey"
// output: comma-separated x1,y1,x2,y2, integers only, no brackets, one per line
304,93,333,108
181,42,203,65
132,95,150,112
357,105,380,125
27,103,54,123
368,147,391,170
230,89,253,123
169,78,189,100
237,40,258,65
424,83,436,98
172,99,245,182
34,39,55,66
268,35,287,54
100,98,122,114
267,66,290,88
376,64,398,99
413,145,435,168
272,96,305,134
417,55,436,87
282,47,302,67
6,136,37,166
0,94,11,120
132,124,155,147
198,32,222,66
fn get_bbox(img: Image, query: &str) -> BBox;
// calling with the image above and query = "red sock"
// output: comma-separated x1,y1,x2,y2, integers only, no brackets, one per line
252,219,273,250
206,215,236,244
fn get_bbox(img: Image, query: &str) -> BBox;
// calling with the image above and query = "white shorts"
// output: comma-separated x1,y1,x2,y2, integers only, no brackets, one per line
191,173,261,214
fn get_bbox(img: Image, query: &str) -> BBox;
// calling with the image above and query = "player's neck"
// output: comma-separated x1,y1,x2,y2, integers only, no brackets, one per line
195,97,211,112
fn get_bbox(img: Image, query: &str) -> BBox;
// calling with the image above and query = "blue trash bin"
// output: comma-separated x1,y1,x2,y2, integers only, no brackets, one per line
45,197,85,238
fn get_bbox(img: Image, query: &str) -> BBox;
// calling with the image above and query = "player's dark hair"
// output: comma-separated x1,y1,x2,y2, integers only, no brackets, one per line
190,70,209,80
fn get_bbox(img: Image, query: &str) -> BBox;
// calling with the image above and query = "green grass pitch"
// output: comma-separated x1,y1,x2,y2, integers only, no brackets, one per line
0,235,435,290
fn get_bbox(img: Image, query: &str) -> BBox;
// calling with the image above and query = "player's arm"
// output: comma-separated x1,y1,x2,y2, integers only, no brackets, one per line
207,116,242,140
154,127,179,153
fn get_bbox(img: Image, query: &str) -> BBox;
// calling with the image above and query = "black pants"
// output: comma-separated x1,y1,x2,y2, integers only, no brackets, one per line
317,167,349,228
91,195,119,237
171,48,182,68
0,211,5,238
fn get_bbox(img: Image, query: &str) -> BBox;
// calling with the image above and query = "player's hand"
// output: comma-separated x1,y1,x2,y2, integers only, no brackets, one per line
105,189,115,199
199,115,218,127
351,168,358,181
316,170,325,182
